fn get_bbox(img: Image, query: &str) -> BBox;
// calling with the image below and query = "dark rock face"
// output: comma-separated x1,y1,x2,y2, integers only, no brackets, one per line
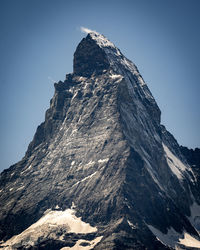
73,34,110,77
180,146,200,200
0,31,200,249
180,146,200,168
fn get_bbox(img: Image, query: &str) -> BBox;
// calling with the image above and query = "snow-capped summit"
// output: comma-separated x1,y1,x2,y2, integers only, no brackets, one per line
0,31,200,249
81,27,116,48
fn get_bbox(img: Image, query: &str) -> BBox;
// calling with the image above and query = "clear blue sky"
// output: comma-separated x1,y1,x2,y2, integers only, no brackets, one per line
0,0,199,172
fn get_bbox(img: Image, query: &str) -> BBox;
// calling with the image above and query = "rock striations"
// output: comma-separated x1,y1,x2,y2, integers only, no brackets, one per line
0,30,200,249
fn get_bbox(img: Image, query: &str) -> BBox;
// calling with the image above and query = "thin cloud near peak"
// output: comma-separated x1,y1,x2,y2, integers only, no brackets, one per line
80,26,96,34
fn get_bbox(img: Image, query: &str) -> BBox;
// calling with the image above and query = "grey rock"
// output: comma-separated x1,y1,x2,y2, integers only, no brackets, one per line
0,31,200,249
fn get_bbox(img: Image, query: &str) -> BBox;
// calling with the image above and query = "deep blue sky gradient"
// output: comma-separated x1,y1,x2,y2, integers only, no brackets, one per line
0,0,200,172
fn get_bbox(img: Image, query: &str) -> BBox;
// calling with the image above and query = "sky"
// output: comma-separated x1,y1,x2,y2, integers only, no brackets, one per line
0,0,199,172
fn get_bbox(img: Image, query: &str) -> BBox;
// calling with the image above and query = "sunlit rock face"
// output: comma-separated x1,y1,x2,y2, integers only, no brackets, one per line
0,30,200,249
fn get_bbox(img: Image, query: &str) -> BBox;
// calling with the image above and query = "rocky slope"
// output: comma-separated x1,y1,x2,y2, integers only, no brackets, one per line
180,147,200,168
0,30,200,249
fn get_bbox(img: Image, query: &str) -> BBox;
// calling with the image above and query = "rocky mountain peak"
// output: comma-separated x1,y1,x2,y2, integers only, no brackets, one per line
73,33,110,77
1,31,200,249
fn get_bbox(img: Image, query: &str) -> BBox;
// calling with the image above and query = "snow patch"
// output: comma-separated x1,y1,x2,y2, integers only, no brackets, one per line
75,76,87,82
78,172,97,182
21,165,32,174
71,202,76,209
85,160,95,166
90,32,115,48
137,76,146,86
16,186,25,191
80,27,115,48
110,74,122,79
127,220,136,229
148,224,200,249
163,143,186,180
1,208,97,249
61,236,103,250
98,158,109,164
179,232,200,248
76,161,96,171
71,172,97,188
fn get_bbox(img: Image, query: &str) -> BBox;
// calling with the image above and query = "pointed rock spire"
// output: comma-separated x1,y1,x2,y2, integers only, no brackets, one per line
0,30,200,250
73,34,110,77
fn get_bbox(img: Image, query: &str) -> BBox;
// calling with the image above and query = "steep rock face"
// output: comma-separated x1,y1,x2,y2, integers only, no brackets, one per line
180,146,200,204
180,146,200,168
0,31,200,250
73,35,110,76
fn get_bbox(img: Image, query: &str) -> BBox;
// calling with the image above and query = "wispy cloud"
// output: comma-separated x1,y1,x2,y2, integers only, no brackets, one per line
48,76,56,83
80,26,96,34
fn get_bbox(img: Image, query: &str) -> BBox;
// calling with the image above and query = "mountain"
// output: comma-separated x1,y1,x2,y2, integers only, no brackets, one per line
0,30,200,250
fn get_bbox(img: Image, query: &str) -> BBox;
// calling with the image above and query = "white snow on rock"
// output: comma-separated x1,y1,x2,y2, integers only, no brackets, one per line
80,27,115,48
148,224,200,249
77,171,97,183
109,74,122,79
71,171,97,188
89,31,115,48
127,220,136,229
16,185,25,191
21,164,32,175
61,236,103,250
163,143,186,180
0,208,97,249
179,232,200,248
98,158,109,164
109,73,123,83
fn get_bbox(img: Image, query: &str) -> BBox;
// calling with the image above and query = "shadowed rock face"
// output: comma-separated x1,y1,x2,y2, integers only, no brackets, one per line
180,146,200,168
73,34,110,77
0,31,200,250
